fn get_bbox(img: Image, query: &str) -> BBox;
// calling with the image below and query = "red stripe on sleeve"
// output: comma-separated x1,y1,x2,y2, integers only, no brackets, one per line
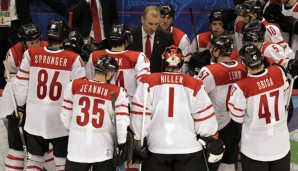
131,111,151,116
116,112,129,116
62,106,72,110
194,112,215,122
4,164,23,170
63,99,73,104
228,103,244,112
131,102,148,109
16,75,29,80
196,105,212,114
19,68,29,74
230,111,245,118
115,104,128,108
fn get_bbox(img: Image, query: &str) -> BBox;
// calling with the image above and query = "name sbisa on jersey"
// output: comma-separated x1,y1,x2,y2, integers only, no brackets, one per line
257,78,274,90
161,75,184,84
34,55,68,67
79,84,108,96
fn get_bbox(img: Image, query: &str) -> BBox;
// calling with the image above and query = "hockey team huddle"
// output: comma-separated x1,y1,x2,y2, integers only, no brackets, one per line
1,0,298,171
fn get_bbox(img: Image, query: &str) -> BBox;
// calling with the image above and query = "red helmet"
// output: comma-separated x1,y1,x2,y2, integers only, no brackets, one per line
162,46,183,70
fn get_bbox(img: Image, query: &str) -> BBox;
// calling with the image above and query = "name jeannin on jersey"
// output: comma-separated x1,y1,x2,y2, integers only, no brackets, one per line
79,83,109,97
229,71,242,81
257,78,274,90
34,55,68,67
161,74,184,84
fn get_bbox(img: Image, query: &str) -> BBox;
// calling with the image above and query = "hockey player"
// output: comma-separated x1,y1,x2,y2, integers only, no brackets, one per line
130,46,225,171
5,23,48,78
228,44,291,171
86,24,150,101
158,3,192,74
264,0,298,53
236,0,293,58
13,19,85,171
62,31,84,58
197,36,247,171
60,55,129,171
1,23,56,171
191,8,237,52
241,20,295,69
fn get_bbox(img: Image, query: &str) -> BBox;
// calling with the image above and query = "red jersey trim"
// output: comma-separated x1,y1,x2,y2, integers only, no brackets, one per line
131,111,151,115
4,164,23,170
230,111,244,118
228,102,244,112
115,104,129,108
196,105,213,114
63,100,73,104
131,102,149,110
7,154,24,161
62,106,72,110
26,165,43,171
116,112,129,116
194,112,215,122
16,75,29,80
19,68,29,74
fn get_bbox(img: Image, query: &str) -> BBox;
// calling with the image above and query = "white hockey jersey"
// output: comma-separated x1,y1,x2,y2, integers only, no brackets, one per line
171,26,192,73
261,41,295,68
191,31,212,53
130,72,218,154
13,46,86,139
86,49,150,101
5,41,48,79
198,61,247,130
60,79,129,163
228,66,290,161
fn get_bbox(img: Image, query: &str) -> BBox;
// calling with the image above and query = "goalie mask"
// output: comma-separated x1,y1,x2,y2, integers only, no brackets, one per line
162,46,183,70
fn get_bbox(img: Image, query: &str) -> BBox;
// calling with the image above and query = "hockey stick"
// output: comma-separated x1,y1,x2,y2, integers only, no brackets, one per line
110,91,121,171
68,12,73,29
3,60,27,151
285,75,297,118
189,8,199,53
139,83,149,171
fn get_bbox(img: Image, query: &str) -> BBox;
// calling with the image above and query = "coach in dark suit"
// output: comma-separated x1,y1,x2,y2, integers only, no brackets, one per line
66,0,118,38
128,5,173,73
0,0,31,88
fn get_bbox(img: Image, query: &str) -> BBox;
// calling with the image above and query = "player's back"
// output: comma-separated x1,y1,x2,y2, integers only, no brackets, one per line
18,46,85,138
140,72,214,154
66,79,127,162
87,49,149,100
236,65,290,161
198,61,247,130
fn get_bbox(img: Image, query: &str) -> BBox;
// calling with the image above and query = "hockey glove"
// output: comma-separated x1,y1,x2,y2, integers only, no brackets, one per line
198,133,225,163
112,143,128,167
263,3,283,23
287,59,298,76
133,145,147,164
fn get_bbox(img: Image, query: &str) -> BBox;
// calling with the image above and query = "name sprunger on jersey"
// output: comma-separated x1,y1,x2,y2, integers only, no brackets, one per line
79,84,108,96
229,71,242,80
35,55,68,67
257,78,274,90
161,75,183,84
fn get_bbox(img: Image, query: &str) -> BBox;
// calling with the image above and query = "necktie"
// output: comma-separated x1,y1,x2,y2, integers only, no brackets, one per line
145,35,151,59
1,0,9,11
91,0,102,42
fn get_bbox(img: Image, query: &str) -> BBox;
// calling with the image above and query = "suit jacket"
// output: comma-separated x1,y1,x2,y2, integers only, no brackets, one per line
67,0,118,37
128,26,174,73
